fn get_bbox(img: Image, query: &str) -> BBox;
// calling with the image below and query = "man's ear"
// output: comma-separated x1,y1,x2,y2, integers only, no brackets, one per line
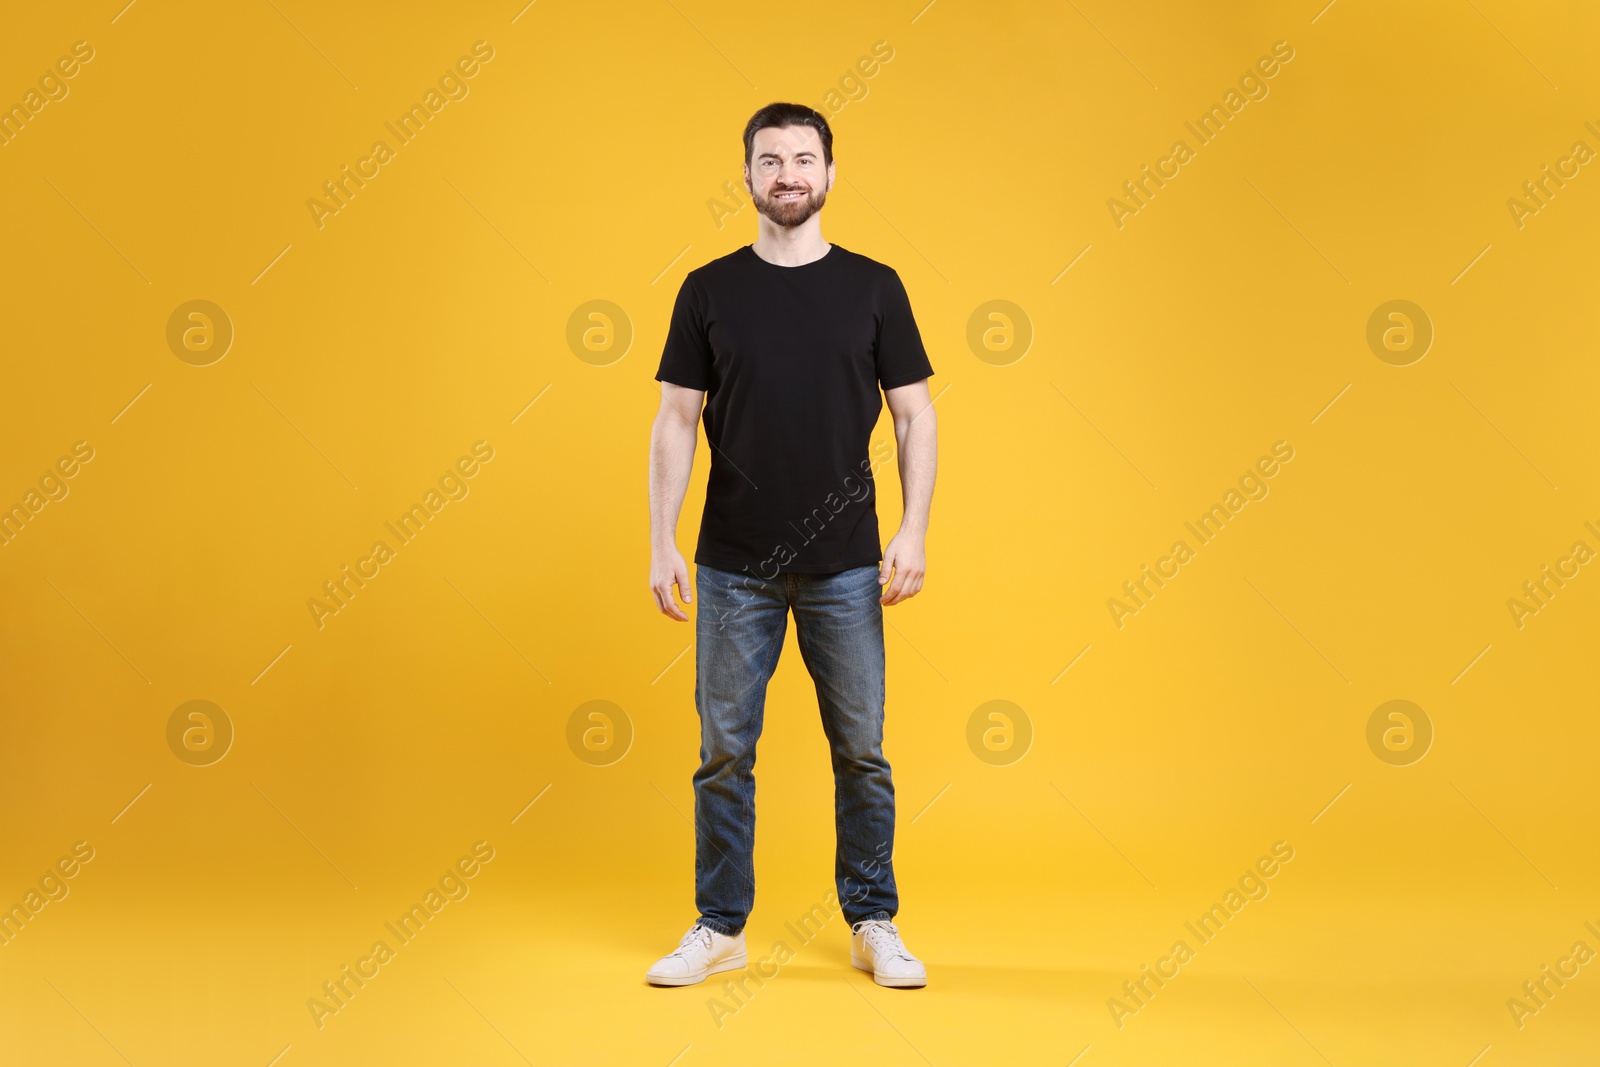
826,160,836,192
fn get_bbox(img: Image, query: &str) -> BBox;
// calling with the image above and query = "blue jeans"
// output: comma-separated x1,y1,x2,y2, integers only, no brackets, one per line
692,563,899,936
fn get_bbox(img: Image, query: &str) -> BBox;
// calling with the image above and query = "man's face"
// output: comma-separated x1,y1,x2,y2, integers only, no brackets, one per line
745,125,833,228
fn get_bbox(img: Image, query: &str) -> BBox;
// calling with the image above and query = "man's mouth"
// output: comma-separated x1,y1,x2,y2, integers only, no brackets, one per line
773,190,806,200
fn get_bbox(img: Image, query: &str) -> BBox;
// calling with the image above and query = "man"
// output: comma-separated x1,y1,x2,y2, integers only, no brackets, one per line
646,102,937,989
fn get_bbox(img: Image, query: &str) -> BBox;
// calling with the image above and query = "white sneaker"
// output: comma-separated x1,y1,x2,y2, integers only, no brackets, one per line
851,919,927,988
646,922,747,987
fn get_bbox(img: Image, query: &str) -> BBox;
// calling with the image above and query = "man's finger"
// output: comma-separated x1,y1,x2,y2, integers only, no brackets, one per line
885,568,923,605
671,568,692,619
880,566,907,603
654,581,687,620
664,583,688,620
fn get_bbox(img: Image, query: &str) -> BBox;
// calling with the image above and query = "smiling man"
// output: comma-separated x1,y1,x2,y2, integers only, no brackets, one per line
646,102,937,989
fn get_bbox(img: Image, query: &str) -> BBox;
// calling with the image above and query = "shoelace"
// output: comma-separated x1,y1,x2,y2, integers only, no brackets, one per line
857,920,911,960
670,923,714,959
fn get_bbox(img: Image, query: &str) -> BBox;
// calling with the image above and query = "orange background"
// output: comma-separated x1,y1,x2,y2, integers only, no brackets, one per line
1,1,1597,1064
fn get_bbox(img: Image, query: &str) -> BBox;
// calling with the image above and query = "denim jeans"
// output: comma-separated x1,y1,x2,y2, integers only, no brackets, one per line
691,562,898,936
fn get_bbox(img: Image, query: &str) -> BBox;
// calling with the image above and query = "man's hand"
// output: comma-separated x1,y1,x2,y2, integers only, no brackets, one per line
879,529,926,606
650,546,693,621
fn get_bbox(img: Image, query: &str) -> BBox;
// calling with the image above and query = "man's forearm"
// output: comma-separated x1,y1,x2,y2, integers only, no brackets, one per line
893,408,936,535
649,418,696,550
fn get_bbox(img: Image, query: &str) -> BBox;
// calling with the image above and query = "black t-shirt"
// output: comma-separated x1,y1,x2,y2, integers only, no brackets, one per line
655,243,934,577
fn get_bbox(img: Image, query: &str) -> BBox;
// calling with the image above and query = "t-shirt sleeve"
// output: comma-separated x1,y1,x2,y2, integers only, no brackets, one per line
655,274,713,390
875,269,934,390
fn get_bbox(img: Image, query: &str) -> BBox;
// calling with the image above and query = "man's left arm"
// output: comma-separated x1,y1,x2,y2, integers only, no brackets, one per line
880,379,937,605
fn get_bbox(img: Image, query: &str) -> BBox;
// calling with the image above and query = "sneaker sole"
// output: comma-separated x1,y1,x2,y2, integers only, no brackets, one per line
851,953,927,988
646,952,747,987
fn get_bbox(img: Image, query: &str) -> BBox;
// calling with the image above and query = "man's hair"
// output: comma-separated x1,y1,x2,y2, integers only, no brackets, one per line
742,102,833,167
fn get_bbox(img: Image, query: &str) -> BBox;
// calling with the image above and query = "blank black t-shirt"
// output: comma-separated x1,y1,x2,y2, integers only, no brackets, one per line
655,244,933,577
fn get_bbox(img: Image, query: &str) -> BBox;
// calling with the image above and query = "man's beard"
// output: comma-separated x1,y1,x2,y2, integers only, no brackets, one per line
752,183,827,227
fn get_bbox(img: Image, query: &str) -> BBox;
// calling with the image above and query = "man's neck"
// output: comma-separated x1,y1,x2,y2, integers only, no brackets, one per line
751,218,830,266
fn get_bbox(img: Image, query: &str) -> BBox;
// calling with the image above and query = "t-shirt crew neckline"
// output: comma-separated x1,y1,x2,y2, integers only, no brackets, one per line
743,243,838,270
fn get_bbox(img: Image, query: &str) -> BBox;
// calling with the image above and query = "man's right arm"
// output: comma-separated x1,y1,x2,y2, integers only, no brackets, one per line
648,382,705,620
